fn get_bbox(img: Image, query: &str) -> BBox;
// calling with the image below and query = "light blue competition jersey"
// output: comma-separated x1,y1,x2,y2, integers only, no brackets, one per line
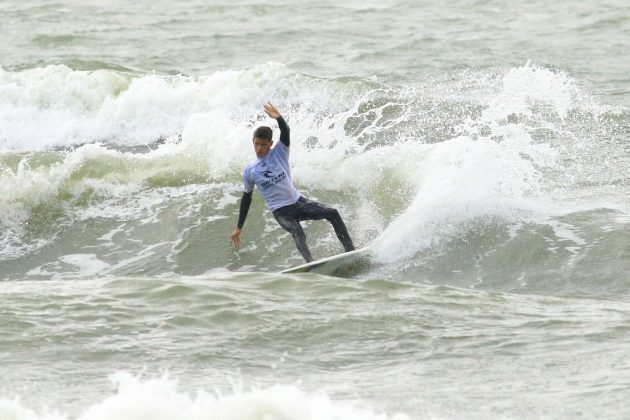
243,142,300,211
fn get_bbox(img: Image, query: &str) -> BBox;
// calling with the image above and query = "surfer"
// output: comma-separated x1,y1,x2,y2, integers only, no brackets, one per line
229,102,355,262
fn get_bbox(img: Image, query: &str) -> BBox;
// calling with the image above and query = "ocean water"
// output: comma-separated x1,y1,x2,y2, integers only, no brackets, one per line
1,0,629,418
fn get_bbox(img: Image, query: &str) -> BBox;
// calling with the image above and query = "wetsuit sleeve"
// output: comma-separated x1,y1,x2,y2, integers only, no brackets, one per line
276,116,290,147
243,167,254,193
237,191,252,228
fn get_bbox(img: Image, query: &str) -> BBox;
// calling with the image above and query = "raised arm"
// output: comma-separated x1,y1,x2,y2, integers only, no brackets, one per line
264,101,290,147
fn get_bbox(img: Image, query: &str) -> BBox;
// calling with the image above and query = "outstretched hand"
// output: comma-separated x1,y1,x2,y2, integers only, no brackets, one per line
263,101,281,119
229,228,242,249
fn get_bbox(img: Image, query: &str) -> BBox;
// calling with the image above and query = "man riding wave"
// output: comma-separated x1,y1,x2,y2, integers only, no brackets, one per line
229,102,355,262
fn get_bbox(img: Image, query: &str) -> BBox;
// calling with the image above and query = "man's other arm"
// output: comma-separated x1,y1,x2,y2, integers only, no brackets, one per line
229,191,253,248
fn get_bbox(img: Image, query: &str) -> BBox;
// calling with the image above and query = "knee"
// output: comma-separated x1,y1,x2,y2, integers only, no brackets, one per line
287,224,305,238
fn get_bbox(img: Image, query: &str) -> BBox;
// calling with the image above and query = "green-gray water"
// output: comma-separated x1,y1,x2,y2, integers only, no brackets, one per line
1,1,629,418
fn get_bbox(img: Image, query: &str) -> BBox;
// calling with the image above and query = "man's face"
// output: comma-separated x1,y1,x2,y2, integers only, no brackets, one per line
253,137,272,158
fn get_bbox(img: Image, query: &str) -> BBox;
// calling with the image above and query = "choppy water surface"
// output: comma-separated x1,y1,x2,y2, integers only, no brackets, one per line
1,0,629,419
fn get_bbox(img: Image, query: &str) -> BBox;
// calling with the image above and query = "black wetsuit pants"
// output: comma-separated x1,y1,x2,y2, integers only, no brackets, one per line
272,196,355,263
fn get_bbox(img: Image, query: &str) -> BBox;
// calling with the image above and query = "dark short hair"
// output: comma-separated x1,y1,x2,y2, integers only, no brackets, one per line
253,126,273,141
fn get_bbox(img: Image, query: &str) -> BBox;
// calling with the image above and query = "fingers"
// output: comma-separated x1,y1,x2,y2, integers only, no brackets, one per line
229,231,241,249
263,101,279,118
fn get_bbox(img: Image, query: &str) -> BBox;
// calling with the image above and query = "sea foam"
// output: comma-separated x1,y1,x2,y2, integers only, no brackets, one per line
0,372,410,420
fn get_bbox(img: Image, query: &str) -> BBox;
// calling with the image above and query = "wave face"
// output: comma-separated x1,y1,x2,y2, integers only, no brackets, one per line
2,2,630,417
1,63,628,298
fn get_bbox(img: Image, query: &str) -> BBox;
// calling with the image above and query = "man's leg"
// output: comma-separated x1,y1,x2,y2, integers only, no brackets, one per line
273,211,313,262
298,198,355,252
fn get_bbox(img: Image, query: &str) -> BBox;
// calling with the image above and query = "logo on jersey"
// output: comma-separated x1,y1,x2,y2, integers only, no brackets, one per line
262,170,273,178
260,170,287,189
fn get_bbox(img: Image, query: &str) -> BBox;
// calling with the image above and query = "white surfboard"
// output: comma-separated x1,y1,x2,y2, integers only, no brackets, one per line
280,247,374,276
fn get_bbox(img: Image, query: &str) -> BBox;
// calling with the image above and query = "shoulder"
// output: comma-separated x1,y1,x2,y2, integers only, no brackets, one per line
243,160,257,177
272,142,289,156
244,156,260,169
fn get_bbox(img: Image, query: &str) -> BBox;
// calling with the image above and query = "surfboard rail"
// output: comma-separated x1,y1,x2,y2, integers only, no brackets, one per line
280,247,373,276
